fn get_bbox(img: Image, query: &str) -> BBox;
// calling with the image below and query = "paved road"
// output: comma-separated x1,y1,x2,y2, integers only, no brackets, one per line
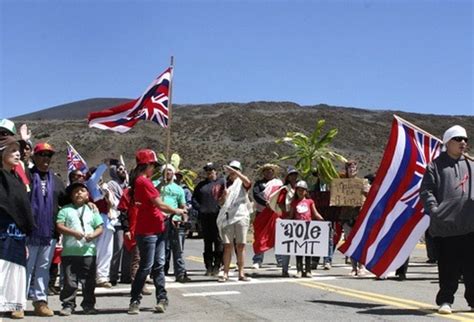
12,238,474,321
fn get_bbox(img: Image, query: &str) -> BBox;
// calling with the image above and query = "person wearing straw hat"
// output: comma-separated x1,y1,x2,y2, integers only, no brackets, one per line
252,163,282,269
420,125,474,315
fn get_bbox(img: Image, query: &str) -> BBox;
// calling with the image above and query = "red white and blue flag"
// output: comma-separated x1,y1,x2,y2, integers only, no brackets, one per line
88,68,172,133
338,116,441,277
66,142,88,174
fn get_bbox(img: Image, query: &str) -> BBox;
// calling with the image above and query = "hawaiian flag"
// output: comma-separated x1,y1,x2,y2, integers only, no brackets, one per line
88,67,172,133
338,115,441,277
66,142,88,174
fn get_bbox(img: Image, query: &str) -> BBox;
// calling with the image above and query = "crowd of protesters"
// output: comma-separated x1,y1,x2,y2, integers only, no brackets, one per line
0,118,472,318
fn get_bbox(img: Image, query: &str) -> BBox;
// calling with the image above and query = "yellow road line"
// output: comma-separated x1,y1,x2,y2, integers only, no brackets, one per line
186,255,204,263
298,281,474,321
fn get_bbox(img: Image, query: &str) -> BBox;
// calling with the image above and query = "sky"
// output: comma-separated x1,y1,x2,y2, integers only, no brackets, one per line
0,0,473,118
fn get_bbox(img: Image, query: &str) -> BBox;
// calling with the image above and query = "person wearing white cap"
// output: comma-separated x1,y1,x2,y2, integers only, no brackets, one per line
288,180,324,278
420,125,474,315
216,160,252,282
156,164,190,283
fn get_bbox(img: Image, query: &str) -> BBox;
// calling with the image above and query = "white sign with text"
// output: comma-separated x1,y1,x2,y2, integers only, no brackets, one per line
275,219,330,256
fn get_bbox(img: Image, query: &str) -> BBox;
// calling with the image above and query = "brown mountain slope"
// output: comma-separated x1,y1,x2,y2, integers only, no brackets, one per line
16,100,473,181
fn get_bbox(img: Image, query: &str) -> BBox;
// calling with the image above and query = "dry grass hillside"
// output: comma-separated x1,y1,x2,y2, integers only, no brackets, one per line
13,99,473,182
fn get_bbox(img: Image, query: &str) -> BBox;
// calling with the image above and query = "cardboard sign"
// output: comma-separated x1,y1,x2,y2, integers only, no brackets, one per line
274,219,330,256
329,178,367,207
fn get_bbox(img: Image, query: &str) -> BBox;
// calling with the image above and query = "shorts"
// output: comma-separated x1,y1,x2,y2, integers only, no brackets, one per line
221,220,249,244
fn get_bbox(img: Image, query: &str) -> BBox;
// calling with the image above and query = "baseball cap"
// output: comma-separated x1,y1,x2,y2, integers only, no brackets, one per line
135,149,159,165
295,180,308,190
203,162,216,171
0,119,16,135
34,142,55,154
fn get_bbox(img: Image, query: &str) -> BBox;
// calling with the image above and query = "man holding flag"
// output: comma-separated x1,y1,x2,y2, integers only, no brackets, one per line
420,125,474,315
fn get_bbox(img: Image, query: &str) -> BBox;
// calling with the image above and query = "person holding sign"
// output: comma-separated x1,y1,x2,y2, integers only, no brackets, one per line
339,160,370,276
288,180,324,278
216,161,252,283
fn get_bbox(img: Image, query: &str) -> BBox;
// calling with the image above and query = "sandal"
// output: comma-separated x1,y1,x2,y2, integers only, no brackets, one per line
238,276,250,282
217,276,228,283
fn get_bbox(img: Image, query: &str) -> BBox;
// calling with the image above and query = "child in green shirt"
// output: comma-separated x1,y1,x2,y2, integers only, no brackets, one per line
56,182,103,316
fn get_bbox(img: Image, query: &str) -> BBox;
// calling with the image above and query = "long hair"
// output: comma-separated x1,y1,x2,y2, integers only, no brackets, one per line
128,163,149,202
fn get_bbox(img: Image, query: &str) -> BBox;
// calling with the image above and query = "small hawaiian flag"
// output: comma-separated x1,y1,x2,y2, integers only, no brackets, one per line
66,142,88,174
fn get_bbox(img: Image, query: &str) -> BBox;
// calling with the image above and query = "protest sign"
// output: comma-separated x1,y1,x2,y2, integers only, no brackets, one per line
329,178,367,207
275,219,330,256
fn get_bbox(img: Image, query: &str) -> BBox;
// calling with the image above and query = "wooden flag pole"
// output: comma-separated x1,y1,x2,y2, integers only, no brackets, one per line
165,56,174,165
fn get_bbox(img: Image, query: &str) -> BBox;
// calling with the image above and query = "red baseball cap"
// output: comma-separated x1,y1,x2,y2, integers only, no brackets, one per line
135,149,159,165
34,142,55,154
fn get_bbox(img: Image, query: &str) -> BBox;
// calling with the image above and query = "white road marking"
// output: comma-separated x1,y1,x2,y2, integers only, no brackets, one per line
94,275,337,294
182,291,241,297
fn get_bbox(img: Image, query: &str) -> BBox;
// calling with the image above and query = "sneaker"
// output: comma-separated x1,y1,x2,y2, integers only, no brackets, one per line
306,271,313,278
324,263,331,270
438,303,452,314
96,281,112,288
33,301,54,317
176,275,192,283
295,271,302,279
10,310,24,319
470,306,474,312
128,301,140,315
252,263,260,269
83,307,98,315
282,272,290,278
59,307,73,316
155,300,167,313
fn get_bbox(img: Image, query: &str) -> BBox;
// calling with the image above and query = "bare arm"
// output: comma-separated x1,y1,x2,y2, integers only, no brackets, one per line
56,222,84,240
85,225,104,242
151,196,186,217
224,165,252,188
311,203,324,221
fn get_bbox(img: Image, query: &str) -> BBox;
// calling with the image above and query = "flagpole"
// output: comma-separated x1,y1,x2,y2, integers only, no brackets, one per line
393,114,442,143
165,56,174,165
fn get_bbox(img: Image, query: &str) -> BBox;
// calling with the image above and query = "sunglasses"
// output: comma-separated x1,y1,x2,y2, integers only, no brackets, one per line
36,152,54,158
451,137,468,143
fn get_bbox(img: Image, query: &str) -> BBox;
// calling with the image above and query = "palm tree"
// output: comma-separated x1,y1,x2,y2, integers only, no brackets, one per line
275,119,347,184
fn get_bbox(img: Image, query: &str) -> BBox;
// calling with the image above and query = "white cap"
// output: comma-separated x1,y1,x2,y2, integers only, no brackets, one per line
442,125,467,150
161,164,176,173
295,180,308,190
229,160,242,171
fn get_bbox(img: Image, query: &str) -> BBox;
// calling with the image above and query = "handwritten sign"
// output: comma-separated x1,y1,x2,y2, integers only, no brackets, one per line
329,178,367,207
275,219,330,256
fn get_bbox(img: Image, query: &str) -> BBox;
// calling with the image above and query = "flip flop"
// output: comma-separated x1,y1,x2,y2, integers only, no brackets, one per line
238,276,250,282
217,276,228,283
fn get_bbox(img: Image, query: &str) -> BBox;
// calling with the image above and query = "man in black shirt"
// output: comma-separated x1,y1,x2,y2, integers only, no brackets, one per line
192,162,225,276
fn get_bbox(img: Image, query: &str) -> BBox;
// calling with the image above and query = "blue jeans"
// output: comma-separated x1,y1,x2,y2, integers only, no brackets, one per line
323,226,334,264
165,222,186,277
130,233,167,304
26,239,56,302
252,253,282,266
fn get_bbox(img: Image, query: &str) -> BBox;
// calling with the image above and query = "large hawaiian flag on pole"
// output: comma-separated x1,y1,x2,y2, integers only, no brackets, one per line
88,67,172,133
66,141,89,174
338,115,441,277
